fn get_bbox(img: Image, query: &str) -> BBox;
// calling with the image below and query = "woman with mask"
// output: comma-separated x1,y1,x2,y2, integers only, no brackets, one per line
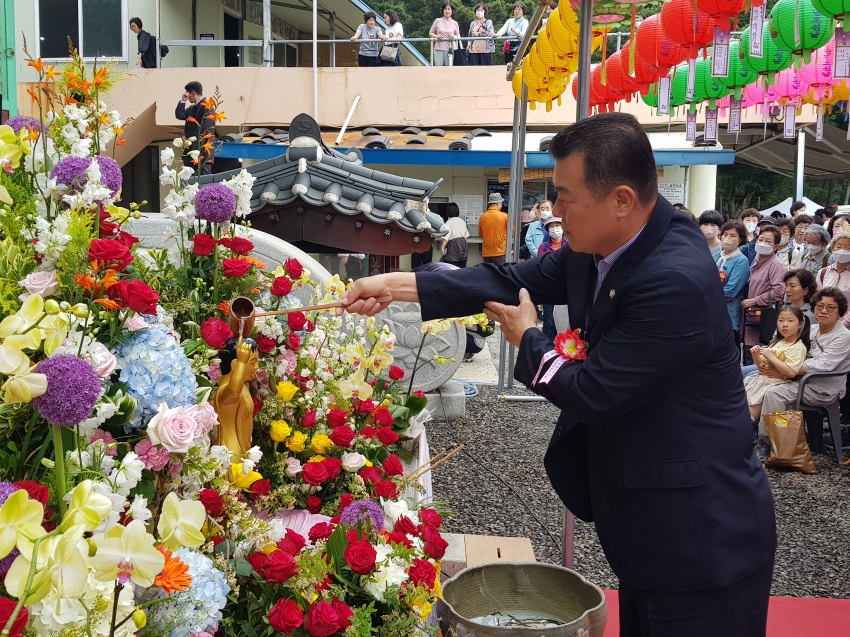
741,225,787,365
524,200,551,256
698,210,723,257
827,213,848,238
801,224,831,275
468,3,495,65
538,216,564,340
816,231,850,328
739,208,760,263
774,217,802,270
715,220,750,344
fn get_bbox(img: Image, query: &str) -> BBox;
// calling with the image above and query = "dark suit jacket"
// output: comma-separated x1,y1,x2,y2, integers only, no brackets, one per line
174,101,216,155
416,196,776,592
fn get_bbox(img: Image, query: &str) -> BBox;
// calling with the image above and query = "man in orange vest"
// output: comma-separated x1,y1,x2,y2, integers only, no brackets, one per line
479,192,509,264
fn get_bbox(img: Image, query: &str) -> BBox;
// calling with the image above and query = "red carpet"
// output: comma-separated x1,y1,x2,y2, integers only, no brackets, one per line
602,590,850,636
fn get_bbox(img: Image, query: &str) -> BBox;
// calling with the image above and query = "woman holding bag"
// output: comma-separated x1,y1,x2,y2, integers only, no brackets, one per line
380,10,403,66
496,2,528,64
741,225,787,365
468,4,495,66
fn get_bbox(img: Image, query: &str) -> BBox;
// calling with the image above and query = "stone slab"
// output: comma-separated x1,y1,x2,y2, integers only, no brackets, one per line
424,380,466,420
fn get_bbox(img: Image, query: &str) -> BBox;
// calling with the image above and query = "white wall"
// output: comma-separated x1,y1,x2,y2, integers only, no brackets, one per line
687,165,718,215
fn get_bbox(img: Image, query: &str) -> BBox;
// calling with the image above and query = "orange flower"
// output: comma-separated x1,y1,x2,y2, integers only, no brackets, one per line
27,58,46,73
44,65,59,82
99,269,119,291
209,110,227,123
94,298,121,310
99,112,112,126
154,546,192,595
75,273,95,291
218,300,230,317
64,96,80,105
187,116,199,125
200,97,216,110
243,256,267,270
116,139,126,146
27,89,40,104
93,67,109,87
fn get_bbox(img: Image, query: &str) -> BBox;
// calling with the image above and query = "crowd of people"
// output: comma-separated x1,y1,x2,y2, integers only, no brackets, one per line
686,201,850,461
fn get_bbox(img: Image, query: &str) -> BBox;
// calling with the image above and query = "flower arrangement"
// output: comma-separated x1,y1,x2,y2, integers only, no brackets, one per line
0,46,447,637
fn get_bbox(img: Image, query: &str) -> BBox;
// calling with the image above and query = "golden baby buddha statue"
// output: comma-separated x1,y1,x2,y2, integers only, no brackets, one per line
214,340,259,455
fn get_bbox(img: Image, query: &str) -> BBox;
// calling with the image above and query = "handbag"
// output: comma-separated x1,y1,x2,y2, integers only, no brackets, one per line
762,410,816,473
744,293,779,345
503,40,511,52
453,48,468,66
379,44,398,62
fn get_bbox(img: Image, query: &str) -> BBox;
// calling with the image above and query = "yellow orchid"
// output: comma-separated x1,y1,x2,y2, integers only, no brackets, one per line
0,294,45,339
227,463,264,490
39,313,70,356
421,319,452,335
157,492,206,551
0,490,45,559
367,348,394,374
107,204,130,223
276,381,299,402
310,434,333,455
2,366,48,404
0,125,17,145
269,419,292,442
286,431,307,453
6,525,88,605
0,142,22,173
323,274,346,296
92,519,165,587
0,340,31,376
339,370,374,400
59,480,113,532
299,269,311,285
345,343,367,368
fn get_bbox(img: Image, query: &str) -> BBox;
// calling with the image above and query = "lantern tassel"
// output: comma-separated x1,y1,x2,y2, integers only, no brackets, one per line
629,7,637,75
601,30,608,85
794,0,801,49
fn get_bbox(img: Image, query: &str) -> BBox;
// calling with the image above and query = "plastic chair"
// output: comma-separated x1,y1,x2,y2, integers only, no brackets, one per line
792,368,850,465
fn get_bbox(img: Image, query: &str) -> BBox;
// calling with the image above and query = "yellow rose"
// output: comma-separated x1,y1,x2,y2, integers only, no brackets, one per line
286,431,307,452
307,455,325,463
276,381,299,402
229,463,263,489
310,433,333,455
270,419,292,442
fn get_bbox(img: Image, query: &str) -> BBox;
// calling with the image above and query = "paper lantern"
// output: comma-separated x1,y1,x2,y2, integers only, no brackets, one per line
812,0,850,31
620,40,660,94
557,3,581,35
635,14,687,76
572,72,601,117
797,37,835,100
770,67,809,106
694,57,730,108
548,9,581,57
716,40,757,99
745,82,769,112
660,0,716,60
669,63,691,107
605,50,641,100
697,0,745,31
770,0,834,64
536,29,577,85
591,63,626,111
739,23,793,86
641,83,660,107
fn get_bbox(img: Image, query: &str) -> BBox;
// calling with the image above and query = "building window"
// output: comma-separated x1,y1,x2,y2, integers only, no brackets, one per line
38,0,125,59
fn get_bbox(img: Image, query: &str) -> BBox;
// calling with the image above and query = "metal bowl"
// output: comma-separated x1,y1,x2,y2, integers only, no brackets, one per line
436,562,607,637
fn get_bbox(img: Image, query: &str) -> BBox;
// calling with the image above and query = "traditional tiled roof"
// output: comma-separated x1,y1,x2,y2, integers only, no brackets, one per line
202,113,448,237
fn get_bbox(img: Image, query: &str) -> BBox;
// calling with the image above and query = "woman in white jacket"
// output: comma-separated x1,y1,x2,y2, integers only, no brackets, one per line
496,2,528,64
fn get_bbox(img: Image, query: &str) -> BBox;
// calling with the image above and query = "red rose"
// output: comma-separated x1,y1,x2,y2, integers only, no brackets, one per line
414,390,426,398
118,231,140,249
382,454,404,477
287,311,307,331
228,237,254,254
278,530,306,555
387,531,413,548
372,407,394,427
88,238,133,270
200,317,233,349
408,558,437,590
358,467,382,484
263,549,299,583
0,597,28,637
308,522,335,542
323,457,342,480
249,478,271,499
330,514,341,524
255,334,277,353
423,527,449,559
330,426,355,448
253,396,264,416
358,400,375,414
115,279,159,315
287,332,301,350
388,365,405,381
373,480,398,499
302,410,317,428
376,427,399,446
306,320,315,332
222,258,252,277
326,409,348,428
302,462,329,486
306,495,322,513
330,599,353,630
270,276,294,297
13,481,49,505
394,516,418,536
285,258,304,279
247,551,269,575
305,601,339,637
192,233,217,256
268,599,304,635
339,494,354,510
359,427,377,440
99,209,119,236
344,540,377,575
316,575,332,593
199,489,225,518
420,507,443,529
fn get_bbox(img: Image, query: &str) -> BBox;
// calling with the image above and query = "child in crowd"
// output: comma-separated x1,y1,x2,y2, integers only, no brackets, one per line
744,305,811,460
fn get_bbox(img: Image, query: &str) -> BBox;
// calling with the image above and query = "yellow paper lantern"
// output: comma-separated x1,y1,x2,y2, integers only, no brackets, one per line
557,4,581,35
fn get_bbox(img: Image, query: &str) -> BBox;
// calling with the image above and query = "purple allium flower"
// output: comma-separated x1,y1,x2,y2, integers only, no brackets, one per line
339,499,385,530
33,355,101,426
0,549,19,577
49,156,92,192
195,184,236,223
95,155,122,195
0,482,19,506
5,116,42,133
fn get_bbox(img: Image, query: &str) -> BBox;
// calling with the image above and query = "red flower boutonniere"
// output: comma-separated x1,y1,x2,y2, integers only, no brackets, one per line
719,270,728,282
553,328,588,361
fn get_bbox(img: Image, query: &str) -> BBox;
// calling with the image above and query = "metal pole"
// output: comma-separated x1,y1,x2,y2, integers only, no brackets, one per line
312,0,319,120
329,12,336,68
335,95,361,146
795,130,805,201
576,0,594,121
506,0,550,80
263,0,272,66
155,0,162,67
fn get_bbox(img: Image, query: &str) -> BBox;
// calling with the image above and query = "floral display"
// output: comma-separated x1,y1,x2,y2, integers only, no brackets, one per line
0,47,447,637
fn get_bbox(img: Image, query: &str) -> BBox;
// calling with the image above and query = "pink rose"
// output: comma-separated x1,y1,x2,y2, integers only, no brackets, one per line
208,362,221,382
87,341,117,378
146,403,204,454
135,439,171,471
90,429,118,457
168,461,184,477
18,270,59,299
121,313,149,331
285,457,302,477
187,401,219,435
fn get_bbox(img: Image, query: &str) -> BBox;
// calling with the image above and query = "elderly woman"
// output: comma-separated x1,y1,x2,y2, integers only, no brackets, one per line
802,223,831,274
496,2,528,64
430,3,460,66
468,3,495,65
716,220,750,343
741,225,787,364
351,12,383,66
816,231,850,328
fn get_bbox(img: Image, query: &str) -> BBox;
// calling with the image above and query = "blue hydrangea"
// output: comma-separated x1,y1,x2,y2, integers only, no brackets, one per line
140,549,230,637
112,326,197,430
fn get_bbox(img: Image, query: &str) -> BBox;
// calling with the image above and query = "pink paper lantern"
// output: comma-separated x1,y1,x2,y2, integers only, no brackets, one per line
745,83,768,113
797,37,835,101
770,67,808,107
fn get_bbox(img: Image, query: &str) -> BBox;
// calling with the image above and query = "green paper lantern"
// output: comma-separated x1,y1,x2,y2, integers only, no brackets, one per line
812,0,850,31
716,40,757,99
693,58,730,108
642,84,659,108
770,0,834,64
739,23,793,87
669,63,692,109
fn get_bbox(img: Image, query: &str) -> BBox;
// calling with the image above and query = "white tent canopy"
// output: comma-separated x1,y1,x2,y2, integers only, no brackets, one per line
758,197,823,218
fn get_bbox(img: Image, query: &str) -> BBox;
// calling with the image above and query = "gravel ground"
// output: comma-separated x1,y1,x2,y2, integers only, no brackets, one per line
427,383,850,598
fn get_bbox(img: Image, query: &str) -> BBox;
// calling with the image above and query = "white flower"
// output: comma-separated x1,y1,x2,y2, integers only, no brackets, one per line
127,495,152,522
382,498,410,524
341,452,367,473
188,150,200,161
209,445,232,471
362,561,409,601
159,167,177,186
160,147,175,167
246,446,263,464
173,137,184,147
178,166,194,181
70,137,93,157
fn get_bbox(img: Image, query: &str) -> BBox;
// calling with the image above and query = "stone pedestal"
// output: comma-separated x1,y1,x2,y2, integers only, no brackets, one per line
424,380,466,420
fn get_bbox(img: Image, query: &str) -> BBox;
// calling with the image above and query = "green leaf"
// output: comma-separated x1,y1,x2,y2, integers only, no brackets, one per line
233,557,254,577
388,404,409,421
242,624,258,637
405,394,427,417
326,524,349,572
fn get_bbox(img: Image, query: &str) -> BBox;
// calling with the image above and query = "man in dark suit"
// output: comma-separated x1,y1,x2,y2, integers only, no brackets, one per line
339,113,776,636
175,81,216,174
